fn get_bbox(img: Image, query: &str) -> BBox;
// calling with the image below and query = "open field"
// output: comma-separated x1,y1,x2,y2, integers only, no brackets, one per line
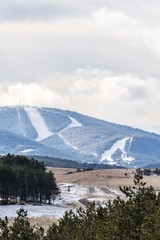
49,167,160,191
4,167,160,230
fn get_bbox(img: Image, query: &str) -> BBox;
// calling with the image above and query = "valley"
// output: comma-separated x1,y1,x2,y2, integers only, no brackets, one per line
3,167,160,229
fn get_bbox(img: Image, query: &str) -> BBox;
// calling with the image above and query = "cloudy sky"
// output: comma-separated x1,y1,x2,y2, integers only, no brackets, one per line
1,0,160,133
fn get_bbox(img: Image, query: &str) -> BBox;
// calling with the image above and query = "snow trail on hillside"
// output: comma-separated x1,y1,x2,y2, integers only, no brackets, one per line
24,106,53,141
101,137,134,164
57,116,82,150
57,116,97,157
20,149,35,153
16,107,26,137
67,117,82,128
59,116,82,133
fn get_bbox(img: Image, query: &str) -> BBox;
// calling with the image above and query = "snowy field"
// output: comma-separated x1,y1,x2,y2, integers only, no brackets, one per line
0,183,123,220
0,204,69,219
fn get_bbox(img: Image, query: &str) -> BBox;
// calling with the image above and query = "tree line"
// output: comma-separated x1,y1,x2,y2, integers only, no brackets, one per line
1,169,160,239
34,155,123,170
0,154,59,205
143,167,160,176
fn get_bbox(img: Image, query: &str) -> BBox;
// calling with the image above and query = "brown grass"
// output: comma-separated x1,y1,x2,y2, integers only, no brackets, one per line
49,167,160,191
11,167,159,229
8,217,58,232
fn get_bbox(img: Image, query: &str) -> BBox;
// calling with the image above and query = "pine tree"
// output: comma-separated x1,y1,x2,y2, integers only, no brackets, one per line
9,209,38,240
0,216,9,240
45,170,160,240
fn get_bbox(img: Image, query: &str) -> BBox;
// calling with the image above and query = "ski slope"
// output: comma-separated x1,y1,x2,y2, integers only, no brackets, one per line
16,107,26,137
101,137,134,164
67,117,82,128
24,106,53,141
58,116,82,133
57,116,82,150
0,105,159,167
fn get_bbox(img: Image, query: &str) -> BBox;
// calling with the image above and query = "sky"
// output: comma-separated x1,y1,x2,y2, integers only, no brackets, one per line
1,0,160,133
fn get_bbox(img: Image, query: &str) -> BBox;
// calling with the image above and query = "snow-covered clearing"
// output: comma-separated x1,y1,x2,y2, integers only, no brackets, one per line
0,183,123,220
24,106,53,141
0,204,70,219
101,137,134,164
55,183,122,207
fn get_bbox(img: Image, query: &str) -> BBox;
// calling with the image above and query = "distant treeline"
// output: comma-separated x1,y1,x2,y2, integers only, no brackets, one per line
142,168,160,176
0,154,59,205
30,155,125,170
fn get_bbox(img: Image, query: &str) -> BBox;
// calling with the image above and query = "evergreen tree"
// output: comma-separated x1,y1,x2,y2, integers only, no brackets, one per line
0,155,60,205
0,217,9,240
46,170,160,240
2,169,160,240
9,209,36,240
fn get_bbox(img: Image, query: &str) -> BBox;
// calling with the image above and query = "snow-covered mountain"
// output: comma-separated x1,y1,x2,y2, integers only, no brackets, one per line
0,105,160,168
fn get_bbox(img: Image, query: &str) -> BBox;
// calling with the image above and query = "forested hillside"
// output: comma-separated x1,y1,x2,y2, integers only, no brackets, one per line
0,106,160,167
34,155,123,169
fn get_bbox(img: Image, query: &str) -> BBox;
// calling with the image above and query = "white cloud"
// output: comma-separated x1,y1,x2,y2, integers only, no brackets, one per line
0,0,89,21
68,67,160,133
0,83,69,108
0,1,160,133
93,7,160,57
0,5,160,83
0,68,160,133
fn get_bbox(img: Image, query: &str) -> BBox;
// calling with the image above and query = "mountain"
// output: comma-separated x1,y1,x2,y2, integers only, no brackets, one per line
0,105,160,168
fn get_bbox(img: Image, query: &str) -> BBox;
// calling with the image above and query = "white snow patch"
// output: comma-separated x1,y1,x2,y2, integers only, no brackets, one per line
55,183,89,206
24,106,53,141
0,205,70,219
55,183,120,207
16,107,26,137
19,149,35,153
67,117,82,128
59,116,82,134
57,116,82,151
101,137,134,163
92,152,98,157
0,184,125,219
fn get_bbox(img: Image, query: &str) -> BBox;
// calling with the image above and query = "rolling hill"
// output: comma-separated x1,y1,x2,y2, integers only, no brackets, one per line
0,105,160,168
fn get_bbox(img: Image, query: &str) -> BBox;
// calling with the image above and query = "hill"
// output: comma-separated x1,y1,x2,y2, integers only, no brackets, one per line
0,105,160,168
